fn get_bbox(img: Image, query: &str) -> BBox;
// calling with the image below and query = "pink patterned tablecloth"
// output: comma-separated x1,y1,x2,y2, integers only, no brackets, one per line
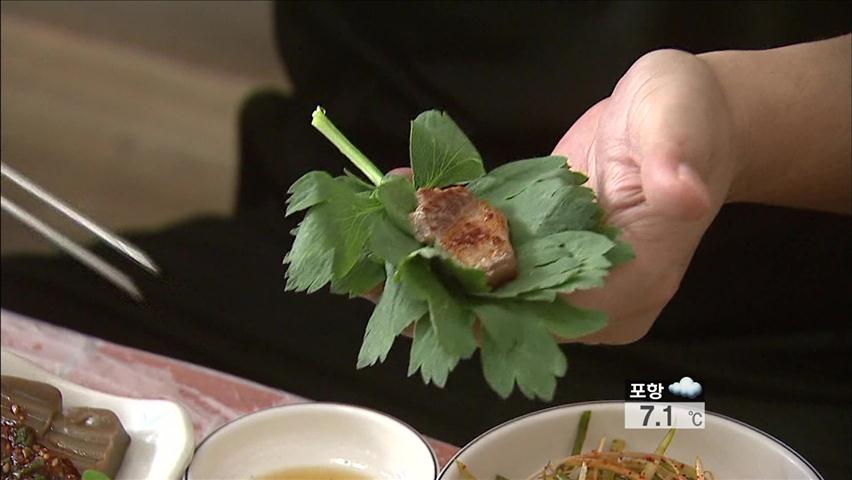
0,309,459,468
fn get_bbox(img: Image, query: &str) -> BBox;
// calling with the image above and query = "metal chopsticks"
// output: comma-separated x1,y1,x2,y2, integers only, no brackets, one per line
1,162,160,301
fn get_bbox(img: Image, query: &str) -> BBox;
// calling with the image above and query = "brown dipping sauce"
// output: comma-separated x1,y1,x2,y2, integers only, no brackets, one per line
257,466,371,480
1,376,131,480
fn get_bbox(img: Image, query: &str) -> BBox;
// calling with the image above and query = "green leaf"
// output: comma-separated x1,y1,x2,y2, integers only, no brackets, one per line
468,155,573,201
518,254,614,302
285,174,383,288
358,264,428,368
508,181,602,244
410,110,485,188
369,215,422,265
517,290,561,302
331,194,383,280
376,174,417,234
605,241,636,266
469,156,603,245
489,255,582,298
407,247,491,293
397,255,477,358
476,300,568,401
407,316,460,387
284,204,336,293
471,303,523,352
472,295,607,401
480,231,614,298
542,301,608,339
480,333,516,398
288,109,634,402
596,225,636,267
341,168,376,192
330,255,385,297
285,171,338,217
475,298,606,339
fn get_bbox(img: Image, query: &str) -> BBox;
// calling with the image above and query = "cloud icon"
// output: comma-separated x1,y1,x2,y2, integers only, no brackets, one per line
668,377,702,399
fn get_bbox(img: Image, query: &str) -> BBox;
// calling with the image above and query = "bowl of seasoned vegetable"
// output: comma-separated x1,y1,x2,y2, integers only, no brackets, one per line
438,401,821,480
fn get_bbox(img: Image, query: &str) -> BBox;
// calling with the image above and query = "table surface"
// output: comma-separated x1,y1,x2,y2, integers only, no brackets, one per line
0,308,460,468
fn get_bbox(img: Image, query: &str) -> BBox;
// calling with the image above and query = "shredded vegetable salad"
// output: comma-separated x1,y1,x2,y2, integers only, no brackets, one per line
456,411,713,480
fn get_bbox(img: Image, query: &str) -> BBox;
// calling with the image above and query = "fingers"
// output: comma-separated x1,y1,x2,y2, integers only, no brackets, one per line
362,283,383,304
387,167,413,180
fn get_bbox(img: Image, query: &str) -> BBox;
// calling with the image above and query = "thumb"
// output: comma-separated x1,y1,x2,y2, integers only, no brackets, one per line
641,140,713,221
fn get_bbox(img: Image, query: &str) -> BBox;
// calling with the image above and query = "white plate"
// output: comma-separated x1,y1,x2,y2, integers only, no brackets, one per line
1,349,195,480
185,402,438,480
438,401,822,480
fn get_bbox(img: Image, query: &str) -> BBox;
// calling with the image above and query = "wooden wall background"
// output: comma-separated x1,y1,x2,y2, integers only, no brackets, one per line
1,1,290,254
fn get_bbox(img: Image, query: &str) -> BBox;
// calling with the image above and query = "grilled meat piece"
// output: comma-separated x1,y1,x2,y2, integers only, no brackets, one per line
410,186,517,287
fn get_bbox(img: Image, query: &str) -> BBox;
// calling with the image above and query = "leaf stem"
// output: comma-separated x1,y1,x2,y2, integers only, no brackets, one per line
311,106,384,186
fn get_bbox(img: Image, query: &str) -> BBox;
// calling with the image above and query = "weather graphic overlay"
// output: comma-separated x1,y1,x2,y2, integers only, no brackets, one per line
624,377,706,429
669,377,703,399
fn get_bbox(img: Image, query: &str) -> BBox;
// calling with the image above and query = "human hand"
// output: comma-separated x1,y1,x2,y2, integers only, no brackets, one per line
373,51,739,344
370,39,849,344
553,49,740,344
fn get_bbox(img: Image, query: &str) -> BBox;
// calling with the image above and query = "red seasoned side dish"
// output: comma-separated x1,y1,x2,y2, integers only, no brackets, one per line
1,376,130,480
2,404,81,480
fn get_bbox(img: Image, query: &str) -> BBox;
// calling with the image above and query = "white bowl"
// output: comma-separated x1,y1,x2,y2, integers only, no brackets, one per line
185,402,438,480
439,401,821,480
1,349,195,480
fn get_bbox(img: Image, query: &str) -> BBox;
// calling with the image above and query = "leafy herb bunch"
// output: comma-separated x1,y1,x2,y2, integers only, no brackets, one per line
284,107,633,401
